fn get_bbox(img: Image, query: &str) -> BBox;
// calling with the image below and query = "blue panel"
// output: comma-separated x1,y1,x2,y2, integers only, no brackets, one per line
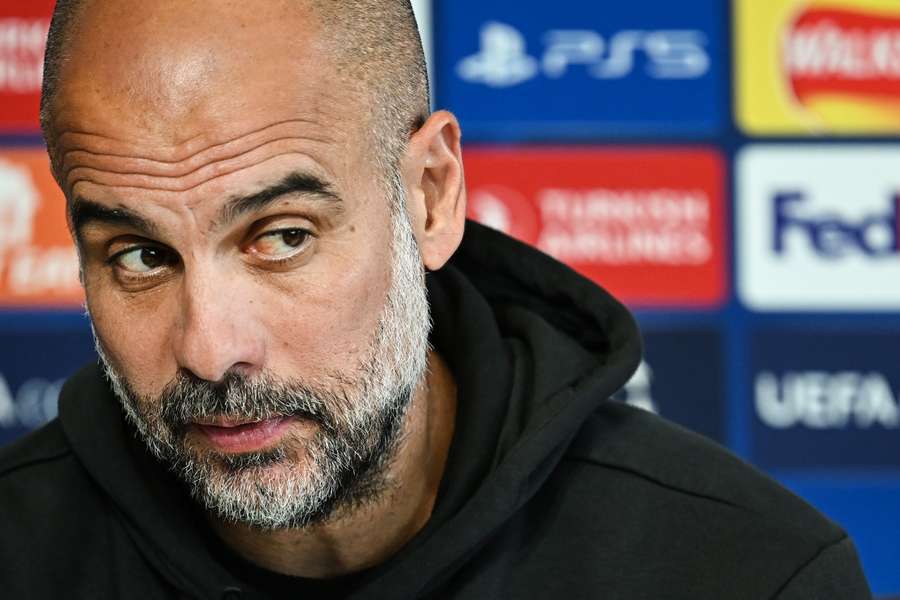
0,326,96,445
777,476,900,597
749,330,900,469
435,0,724,139
615,327,726,443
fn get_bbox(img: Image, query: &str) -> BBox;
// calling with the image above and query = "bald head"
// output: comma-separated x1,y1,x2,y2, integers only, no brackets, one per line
40,0,429,185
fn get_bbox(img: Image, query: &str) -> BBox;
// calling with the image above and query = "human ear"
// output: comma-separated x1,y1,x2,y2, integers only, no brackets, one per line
402,110,466,271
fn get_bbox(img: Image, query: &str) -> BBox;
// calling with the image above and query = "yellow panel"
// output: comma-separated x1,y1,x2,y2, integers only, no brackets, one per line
735,0,900,134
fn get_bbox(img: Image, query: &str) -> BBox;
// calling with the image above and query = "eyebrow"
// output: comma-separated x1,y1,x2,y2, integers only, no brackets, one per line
70,199,159,243
68,171,340,243
218,171,341,226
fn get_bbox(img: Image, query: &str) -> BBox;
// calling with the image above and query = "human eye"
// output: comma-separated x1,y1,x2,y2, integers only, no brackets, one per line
107,244,178,283
248,227,313,263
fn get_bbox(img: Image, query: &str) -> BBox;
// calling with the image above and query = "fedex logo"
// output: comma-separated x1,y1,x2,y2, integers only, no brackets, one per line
457,22,709,88
738,146,900,311
773,192,899,258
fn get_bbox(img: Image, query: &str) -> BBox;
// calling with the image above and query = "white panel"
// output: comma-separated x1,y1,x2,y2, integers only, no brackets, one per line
737,145,900,311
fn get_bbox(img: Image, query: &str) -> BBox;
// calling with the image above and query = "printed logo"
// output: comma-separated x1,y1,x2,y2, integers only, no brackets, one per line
457,22,708,88
0,149,81,307
737,0,900,134
750,330,900,468
773,192,898,258
0,1,54,132
737,145,900,310
756,370,900,430
437,1,723,137
465,147,726,307
613,328,725,443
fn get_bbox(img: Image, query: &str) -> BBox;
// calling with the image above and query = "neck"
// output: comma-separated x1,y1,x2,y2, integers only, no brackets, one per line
209,349,457,578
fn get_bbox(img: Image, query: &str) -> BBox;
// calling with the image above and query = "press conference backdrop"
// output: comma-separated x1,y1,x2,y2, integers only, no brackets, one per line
1,0,899,594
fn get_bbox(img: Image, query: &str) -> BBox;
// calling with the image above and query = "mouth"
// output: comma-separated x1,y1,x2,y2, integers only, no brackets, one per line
190,416,295,453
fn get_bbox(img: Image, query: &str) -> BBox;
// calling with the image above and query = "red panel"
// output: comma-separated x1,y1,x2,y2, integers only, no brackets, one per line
464,146,727,308
0,148,82,307
0,1,55,133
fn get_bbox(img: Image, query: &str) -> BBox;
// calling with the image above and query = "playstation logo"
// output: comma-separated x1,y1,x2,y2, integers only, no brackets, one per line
456,22,539,88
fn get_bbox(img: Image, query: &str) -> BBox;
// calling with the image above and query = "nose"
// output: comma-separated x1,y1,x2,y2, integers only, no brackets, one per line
171,266,265,383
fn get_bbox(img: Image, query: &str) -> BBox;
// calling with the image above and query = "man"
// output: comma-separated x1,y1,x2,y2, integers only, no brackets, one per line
0,1,873,598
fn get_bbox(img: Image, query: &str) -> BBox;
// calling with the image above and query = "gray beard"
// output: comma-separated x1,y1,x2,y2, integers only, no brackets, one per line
93,181,432,529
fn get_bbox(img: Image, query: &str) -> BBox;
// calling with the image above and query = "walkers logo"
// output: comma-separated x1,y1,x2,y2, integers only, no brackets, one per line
750,330,900,468
736,0,900,134
613,328,725,442
0,1,53,132
0,149,82,307
465,147,726,307
0,328,95,447
437,1,723,138
737,145,900,310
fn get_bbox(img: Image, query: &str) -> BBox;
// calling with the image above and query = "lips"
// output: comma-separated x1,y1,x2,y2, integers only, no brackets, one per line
192,416,294,453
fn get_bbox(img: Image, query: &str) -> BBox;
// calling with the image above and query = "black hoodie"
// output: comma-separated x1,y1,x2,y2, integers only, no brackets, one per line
0,222,872,599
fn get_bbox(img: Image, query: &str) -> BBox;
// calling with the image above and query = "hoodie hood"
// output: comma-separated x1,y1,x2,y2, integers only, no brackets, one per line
57,220,642,599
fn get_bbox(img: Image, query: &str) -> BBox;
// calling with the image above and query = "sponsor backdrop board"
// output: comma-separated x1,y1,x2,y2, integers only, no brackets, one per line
737,145,900,311
614,327,726,444
436,0,725,139
750,330,900,469
0,149,82,307
2,0,900,596
0,1,53,133
464,147,727,308
736,0,900,135
0,328,95,446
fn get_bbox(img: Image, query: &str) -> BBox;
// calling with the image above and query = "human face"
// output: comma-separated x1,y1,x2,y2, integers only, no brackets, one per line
95,180,430,527
53,1,431,526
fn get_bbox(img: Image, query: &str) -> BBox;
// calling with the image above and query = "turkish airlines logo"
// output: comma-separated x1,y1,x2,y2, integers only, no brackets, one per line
784,7,900,104
457,22,709,88
466,148,725,307
469,183,713,267
756,370,900,430
468,185,541,244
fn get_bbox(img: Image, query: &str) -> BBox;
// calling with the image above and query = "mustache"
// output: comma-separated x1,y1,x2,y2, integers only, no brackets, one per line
157,370,342,434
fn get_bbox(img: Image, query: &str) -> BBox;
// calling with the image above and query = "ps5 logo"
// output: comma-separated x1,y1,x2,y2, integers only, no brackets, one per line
457,22,710,88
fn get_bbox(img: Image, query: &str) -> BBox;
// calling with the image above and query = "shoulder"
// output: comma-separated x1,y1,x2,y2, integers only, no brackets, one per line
566,401,837,538
0,419,74,482
0,418,105,525
536,402,871,599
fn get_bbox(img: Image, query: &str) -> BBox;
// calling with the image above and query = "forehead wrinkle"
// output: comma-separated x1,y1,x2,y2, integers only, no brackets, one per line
67,149,334,195
57,119,336,178
60,135,334,186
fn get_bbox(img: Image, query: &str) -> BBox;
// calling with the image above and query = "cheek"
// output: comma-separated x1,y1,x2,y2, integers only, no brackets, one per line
264,228,394,377
85,282,178,394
